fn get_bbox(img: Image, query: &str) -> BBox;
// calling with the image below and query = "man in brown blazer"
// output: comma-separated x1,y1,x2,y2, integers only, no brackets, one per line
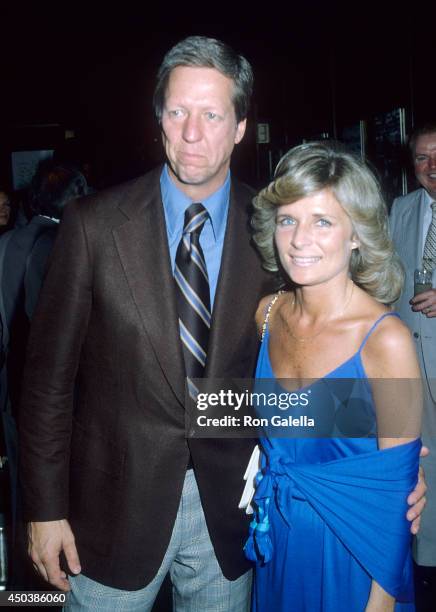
19,37,426,611
19,36,270,611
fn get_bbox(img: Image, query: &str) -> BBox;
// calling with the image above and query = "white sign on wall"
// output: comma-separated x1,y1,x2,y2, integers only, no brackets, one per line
256,123,270,144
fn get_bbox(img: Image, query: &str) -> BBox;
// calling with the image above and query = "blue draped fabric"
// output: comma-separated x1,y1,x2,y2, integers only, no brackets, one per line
245,313,420,611
245,439,421,601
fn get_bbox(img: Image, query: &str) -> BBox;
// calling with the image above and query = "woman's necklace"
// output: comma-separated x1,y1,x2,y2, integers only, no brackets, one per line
288,281,355,343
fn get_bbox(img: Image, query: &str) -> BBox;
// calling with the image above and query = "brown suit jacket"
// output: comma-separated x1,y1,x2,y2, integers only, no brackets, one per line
19,166,272,589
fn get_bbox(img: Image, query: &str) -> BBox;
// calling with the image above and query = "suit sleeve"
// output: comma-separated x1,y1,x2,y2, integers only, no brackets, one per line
19,200,92,521
389,197,399,239
24,230,56,320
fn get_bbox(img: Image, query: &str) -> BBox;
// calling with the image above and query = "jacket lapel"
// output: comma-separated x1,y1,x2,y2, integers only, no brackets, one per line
206,179,263,377
112,168,186,406
397,190,425,269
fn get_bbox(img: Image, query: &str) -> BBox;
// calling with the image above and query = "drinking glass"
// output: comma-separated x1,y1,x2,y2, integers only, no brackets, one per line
414,267,433,296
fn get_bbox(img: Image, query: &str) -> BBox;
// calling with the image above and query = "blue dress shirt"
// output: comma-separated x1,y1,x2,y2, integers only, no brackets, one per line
160,164,230,308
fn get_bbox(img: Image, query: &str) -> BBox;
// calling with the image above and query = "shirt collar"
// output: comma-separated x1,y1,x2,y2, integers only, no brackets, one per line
40,214,60,224
421,187,434,207
160,164,230,240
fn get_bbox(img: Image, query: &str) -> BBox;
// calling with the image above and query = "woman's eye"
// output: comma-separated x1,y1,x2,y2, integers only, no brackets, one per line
276,216,295,227
317,218,332,227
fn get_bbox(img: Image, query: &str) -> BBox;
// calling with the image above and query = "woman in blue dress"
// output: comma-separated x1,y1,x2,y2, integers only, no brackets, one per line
245,142,422,611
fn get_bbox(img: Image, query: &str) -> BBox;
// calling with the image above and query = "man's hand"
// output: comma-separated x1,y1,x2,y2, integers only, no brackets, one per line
410,289,436,317
28,519,81,591
406,446,429,534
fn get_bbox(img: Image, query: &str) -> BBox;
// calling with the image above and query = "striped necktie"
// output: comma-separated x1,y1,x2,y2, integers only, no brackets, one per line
423,201,436,270
175,203,211,401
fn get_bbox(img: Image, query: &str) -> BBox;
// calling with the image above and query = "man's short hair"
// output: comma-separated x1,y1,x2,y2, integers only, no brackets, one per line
408,123,436,157
28,161,88,219
153,36,253,124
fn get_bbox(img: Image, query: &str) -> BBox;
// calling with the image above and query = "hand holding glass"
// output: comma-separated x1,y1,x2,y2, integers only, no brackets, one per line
414,267,433,296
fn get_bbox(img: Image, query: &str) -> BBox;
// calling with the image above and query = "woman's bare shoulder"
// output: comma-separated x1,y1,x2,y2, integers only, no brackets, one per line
367,311,412,348
362,311,419,378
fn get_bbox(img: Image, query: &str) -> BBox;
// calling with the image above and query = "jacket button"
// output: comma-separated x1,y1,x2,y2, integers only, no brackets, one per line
413,332,419,338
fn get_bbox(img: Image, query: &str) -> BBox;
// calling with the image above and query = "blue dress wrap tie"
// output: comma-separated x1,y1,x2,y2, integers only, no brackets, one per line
245,439,421,602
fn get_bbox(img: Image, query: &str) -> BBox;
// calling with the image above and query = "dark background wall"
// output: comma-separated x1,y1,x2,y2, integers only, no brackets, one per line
1,1,435,195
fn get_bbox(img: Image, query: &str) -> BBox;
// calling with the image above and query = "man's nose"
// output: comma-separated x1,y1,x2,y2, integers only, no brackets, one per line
182,114,202,142
428,155,436,170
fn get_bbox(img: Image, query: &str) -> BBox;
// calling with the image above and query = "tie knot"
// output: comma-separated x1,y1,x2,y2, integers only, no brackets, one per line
184,203,208,235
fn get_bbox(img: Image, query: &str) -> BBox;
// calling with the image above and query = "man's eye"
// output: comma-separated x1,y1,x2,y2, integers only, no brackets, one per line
205,112,218,120
415,155,428,163
168,109,184,118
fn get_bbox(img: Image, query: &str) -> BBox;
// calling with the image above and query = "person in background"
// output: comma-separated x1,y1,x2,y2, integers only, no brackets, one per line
246,141,422,611
390,123,436,608
0,190,11,234
0,161,88,589
0,185,13,395
16,161,89,318
2,160,89,408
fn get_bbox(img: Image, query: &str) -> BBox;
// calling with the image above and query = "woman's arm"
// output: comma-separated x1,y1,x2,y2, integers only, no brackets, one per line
362,316,422,611
365,582,395,612
363,315,422,449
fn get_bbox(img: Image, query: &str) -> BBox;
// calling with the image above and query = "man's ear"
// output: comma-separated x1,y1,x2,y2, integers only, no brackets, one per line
235,119,247,144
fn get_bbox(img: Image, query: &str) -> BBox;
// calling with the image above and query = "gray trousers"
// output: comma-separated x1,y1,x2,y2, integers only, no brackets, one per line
64,469,252,611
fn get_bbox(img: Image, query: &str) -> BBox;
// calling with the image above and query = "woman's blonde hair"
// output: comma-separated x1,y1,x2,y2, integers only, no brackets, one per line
252,141,404,304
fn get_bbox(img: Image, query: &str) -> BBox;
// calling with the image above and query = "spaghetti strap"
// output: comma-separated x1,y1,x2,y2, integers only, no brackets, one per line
358,311,401,352
260,291,284,343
